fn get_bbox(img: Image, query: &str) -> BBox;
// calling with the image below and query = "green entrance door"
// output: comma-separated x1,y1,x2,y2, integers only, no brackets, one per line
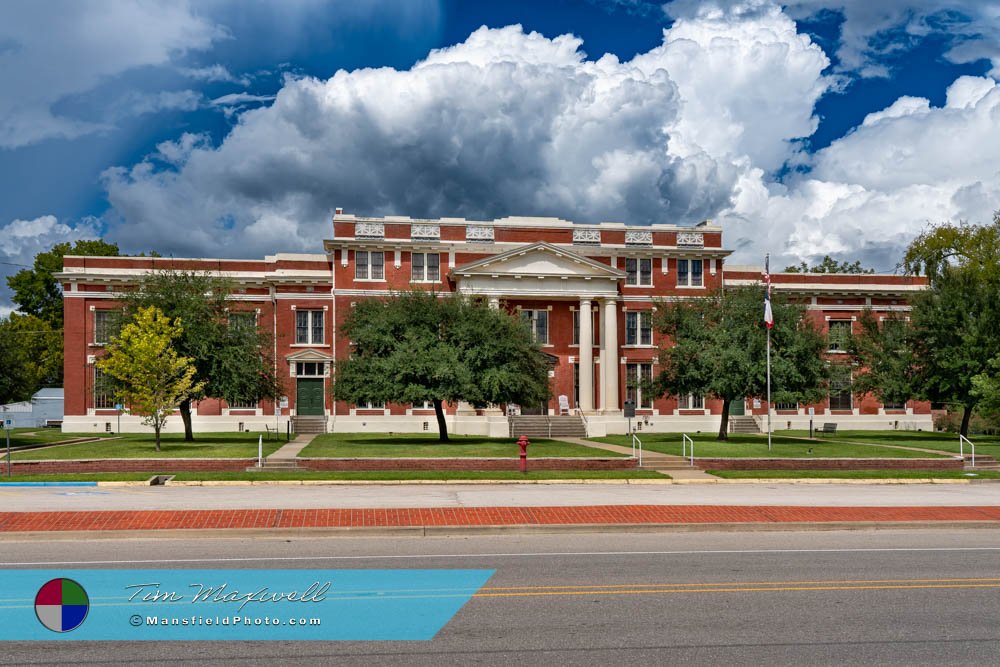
729,399,746,416
296,378,325,416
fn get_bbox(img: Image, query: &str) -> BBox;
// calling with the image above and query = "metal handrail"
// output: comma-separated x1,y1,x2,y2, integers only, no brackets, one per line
576,409,590,437
631,433,643,467
960,434,976,468
682,434,694,466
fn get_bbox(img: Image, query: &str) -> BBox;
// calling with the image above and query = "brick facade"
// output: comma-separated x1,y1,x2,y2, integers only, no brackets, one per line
58,212,931,435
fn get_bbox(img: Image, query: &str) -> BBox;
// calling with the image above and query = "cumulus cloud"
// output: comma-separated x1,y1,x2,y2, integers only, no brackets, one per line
102,7,829,258
97,1,1000,274
0,0,223,148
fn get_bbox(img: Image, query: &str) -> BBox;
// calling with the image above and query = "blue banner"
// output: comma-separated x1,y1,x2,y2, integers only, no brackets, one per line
0,569,494,640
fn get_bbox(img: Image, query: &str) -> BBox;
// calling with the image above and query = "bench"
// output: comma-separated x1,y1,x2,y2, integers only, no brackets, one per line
819,423,838,436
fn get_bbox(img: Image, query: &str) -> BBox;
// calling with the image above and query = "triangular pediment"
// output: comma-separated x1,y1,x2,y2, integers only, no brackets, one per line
285,349,334,363
453,242,624,279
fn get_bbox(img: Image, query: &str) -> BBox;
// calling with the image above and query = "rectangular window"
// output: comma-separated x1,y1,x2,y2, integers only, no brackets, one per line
228,397,257,409
883,399,906,410
625,258,653,286
829,365,853,410
678,394,704,410
520,309,548,344
827,320,852,351
93,367,115,409
295,310,324,345
677,259,704,287
355,250,385,280
774,402,798,410
228,312,256,331
94,310,122,345
295,361,325,377
625,311,653,346
411,252,440,281
625,363,653,409
357,400,385,410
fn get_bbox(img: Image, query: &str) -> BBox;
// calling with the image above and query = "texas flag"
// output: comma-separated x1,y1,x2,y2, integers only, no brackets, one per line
764,254,774,330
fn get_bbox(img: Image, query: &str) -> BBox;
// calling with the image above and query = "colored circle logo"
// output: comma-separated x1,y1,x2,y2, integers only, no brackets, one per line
35,578,89,633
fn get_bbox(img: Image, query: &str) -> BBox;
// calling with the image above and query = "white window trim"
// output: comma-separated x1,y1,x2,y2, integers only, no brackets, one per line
355,250,387,282
625,257,654,287
623,311,654,347
410,252,441,283
294,309,326,346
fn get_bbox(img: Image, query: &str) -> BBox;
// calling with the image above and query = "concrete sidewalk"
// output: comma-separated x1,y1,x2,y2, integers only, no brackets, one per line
2,504,1000,535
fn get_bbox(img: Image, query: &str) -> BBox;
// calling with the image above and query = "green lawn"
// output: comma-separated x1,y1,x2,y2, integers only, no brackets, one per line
300,433,623,458
0,428,105,448
709,469,1000,480
10,432,285,460
782,430,1000,459
593,433,951,459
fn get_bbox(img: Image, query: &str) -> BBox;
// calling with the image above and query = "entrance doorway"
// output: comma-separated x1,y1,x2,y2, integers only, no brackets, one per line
729,399,746,416
296,378,324,416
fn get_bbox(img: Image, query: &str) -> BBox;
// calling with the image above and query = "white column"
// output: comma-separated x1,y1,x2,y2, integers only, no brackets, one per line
602,298,619,413
488,297,500,310
578,299,594,412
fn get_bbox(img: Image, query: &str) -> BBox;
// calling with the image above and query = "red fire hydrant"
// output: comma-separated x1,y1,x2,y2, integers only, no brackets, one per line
517,435,529,474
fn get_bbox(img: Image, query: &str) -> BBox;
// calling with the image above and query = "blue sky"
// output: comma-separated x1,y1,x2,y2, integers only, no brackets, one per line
2,0,999,314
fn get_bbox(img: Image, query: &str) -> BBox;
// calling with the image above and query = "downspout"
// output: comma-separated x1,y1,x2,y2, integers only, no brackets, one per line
272,283,278,434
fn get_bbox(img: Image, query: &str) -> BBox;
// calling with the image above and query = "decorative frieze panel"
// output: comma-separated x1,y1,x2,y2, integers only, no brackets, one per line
465,225,494,242
625,230,653,246
411,224,440,240
573,228,601,245
677,231,704,248
355,222,384,239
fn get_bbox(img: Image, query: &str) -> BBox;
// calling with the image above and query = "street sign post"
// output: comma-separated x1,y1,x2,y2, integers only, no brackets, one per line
115,404,123,434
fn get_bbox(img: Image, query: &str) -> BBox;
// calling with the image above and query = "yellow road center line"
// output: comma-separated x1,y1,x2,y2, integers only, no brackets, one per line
480,577,1000,592
475,583,1000,598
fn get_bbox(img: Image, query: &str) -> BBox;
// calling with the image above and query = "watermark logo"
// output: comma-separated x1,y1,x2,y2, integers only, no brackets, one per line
34,578,89,633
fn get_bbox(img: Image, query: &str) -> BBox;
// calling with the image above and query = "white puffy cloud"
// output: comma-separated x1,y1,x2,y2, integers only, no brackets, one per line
0,0,223,148
102,6,830,257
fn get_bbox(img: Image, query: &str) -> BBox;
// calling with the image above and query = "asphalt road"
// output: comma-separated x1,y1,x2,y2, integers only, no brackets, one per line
3,481,1000,512
5,528,1000,665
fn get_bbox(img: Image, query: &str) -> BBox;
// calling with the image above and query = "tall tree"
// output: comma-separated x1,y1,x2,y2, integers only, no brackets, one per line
334,291,550,441
900,215,1000,437
97,307,203,451
7,239,120,328
848,311,916,408
122,271,281,441
0,314,62,403
651,286,827,440
784,255,875,274
972,355,1000,416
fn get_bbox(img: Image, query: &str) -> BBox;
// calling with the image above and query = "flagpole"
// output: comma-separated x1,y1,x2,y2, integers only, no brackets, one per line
765,254,772,452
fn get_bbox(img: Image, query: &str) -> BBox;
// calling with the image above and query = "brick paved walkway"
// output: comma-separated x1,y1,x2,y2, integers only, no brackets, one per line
2,504,1000,533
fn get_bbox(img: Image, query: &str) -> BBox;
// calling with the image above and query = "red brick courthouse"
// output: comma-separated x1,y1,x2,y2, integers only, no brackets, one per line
59,212,931,436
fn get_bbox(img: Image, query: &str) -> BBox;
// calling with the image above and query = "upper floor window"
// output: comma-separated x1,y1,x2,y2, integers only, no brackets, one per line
625,311,653,346
295,310,324,345
411,252,440,282
521,309,548,344
355,250,384,280
625,258,653,286
677,259,703,287
827,320,852,352
94,310,123,345
228,311,257,331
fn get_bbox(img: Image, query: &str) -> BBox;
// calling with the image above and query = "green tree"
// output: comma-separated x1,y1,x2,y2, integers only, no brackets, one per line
972,355,1000,415
0,314,62,403
96,306,204,451
784,255,875,274
901,215,1000,437
651,286,827,440
7,239,120,328
334,291,550,441
122,271,281,441
849,311,916,408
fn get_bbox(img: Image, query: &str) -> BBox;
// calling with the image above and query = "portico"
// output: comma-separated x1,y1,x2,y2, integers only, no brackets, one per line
452,242,625,414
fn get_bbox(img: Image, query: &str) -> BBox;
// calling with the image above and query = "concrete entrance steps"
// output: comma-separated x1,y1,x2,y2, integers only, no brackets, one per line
553,436,718,480
509,415,587,439
729,416,760,434
965,454,999,471
290,416,327,435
